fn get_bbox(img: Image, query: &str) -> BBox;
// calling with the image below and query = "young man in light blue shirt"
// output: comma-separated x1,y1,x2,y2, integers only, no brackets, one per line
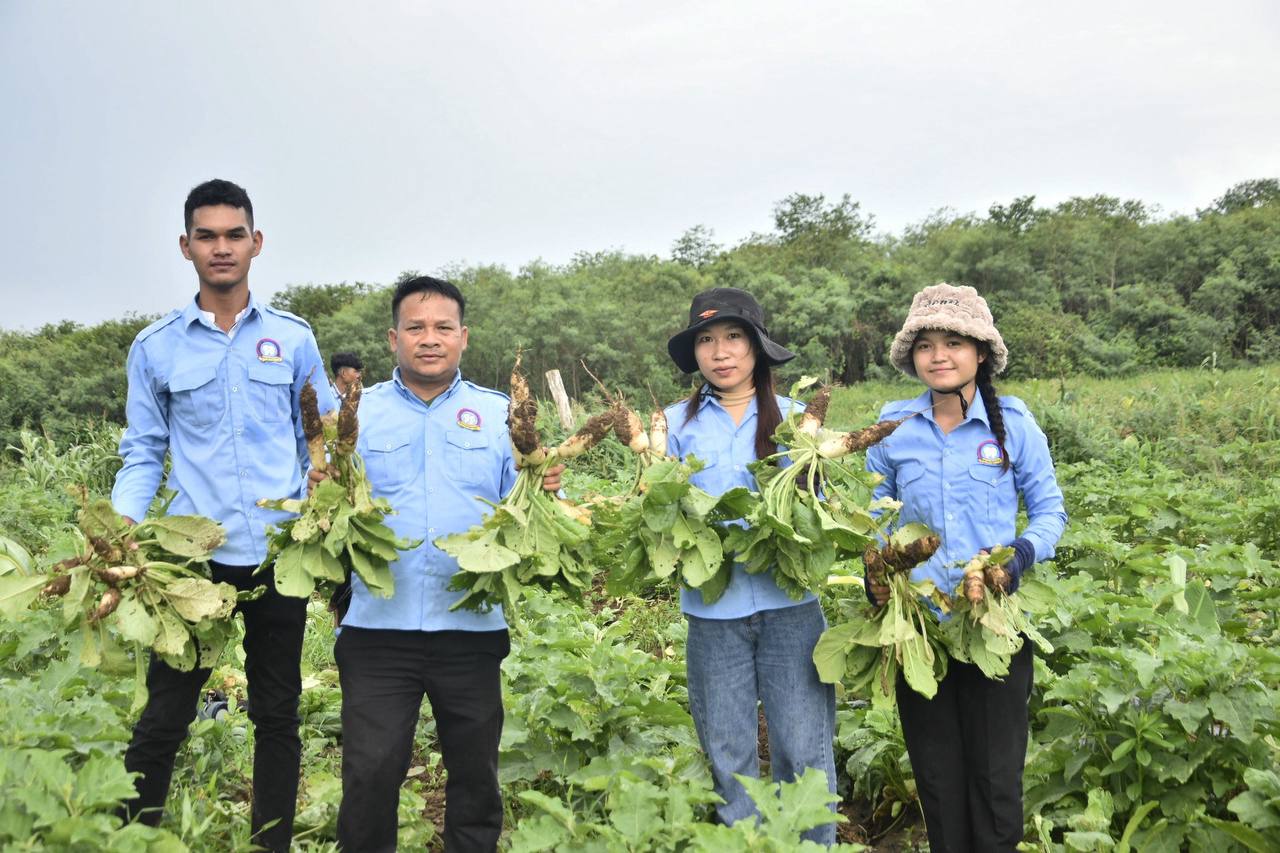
111,179,335,852
334,275,559,853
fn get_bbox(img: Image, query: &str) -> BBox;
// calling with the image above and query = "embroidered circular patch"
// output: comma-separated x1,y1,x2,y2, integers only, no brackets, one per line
256,338,283,362
976,439,1004,465
456,408,482,430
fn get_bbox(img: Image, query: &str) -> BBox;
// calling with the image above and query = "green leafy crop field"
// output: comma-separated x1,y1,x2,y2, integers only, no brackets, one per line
1,366,1278,851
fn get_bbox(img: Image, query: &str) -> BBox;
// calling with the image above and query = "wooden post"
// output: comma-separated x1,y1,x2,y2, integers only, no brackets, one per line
545,369,574,430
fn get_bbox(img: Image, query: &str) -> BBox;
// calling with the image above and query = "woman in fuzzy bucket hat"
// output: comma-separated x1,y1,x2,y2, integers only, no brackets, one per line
866,282,1068,851
661,287,838,845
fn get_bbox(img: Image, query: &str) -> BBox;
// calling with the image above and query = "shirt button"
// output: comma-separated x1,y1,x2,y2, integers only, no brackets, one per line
463,441,471,448
235,428,243,436
946,513,954,520
428,527,436,534
426,450,433,456
428,488,434,495
231,385,239,393
239,470,247,478
385,442,393,450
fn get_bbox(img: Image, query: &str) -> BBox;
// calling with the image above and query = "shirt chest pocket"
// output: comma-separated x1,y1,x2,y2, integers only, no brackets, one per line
247,363,292,423
365,437,415,492
168,365,224,428
966,462,1009,516
894,460,930,515
445,429,491,488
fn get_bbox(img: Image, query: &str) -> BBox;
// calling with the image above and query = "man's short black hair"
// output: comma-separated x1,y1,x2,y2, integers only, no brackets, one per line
391,276,466,326
330,351,364,373
184,179,254,233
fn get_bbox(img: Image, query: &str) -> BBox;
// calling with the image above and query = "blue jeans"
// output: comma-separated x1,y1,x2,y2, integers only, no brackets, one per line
685,600,837,845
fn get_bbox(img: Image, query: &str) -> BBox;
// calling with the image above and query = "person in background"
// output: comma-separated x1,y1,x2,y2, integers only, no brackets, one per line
866,282,1067,853
111,178,335,852
330,350,364,401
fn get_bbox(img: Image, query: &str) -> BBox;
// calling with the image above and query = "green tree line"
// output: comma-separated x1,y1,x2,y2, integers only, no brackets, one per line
3,179,1279,449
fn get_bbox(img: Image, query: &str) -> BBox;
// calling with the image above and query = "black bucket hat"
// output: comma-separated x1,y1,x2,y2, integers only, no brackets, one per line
666,287,796,374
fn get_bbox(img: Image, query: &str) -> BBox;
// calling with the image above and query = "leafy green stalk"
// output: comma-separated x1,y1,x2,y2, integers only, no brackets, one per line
942,550,1055,680
725,378,885,601
595,456,734,601
813,522,951,701
258,377,414,599
1,499,238,710
438,454,594,614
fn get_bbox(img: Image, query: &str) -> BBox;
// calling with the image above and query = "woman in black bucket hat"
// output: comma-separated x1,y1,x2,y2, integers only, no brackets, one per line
661,287,838,845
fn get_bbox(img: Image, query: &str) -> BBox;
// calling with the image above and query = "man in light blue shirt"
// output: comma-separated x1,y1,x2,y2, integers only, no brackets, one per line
335,275,558,853
111,179,334,852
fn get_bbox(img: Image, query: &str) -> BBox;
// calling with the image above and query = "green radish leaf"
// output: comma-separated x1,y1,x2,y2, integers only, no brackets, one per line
138,515,226,559
0,573,52,617
812,622,860,683
153,608,190,657
679,485,720,520
273,543,318,598
113,593,159,645
163,578,236,622
888,522,935,548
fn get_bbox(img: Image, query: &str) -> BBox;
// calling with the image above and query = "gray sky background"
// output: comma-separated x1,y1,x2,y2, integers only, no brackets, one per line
2,1,1278,331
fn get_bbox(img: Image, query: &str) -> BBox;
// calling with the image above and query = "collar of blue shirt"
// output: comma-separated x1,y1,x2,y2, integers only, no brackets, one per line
390,366,464,408
181,292,261,331
691,384,759,423
915,386,991,427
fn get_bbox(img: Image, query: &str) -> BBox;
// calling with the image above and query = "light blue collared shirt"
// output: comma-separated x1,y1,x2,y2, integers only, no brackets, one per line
112,294,336,565
342,369,517,632
865,389,1067,597
665,390,812,619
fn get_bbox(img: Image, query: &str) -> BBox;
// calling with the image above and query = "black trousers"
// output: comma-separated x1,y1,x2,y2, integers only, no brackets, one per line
896,642,1034,853
120,562,307,853
335,626,509,853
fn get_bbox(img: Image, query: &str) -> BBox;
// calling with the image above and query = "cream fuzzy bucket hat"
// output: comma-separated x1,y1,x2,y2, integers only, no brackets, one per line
889,283,1008,377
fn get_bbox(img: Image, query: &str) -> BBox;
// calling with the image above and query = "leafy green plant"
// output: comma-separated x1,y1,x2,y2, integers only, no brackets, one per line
725,381,893,600
813,522,948,701
439,358,610,613
508,767,853,852
835,703,917,835
500,592,696,786
595,454,733,601
260,378,410,599
2,500,239,711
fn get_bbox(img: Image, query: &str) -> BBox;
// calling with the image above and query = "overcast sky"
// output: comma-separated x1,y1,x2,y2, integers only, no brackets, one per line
2,1,1278,331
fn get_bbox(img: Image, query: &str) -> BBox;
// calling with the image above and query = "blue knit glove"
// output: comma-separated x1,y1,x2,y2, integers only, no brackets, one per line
996,537,1036,595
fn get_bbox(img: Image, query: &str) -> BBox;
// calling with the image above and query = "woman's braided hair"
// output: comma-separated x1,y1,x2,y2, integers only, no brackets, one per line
975,346,1011,473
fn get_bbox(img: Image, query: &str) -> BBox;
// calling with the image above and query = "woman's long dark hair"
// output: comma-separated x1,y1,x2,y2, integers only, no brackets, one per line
682,332,783,461
974,347,1010,473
